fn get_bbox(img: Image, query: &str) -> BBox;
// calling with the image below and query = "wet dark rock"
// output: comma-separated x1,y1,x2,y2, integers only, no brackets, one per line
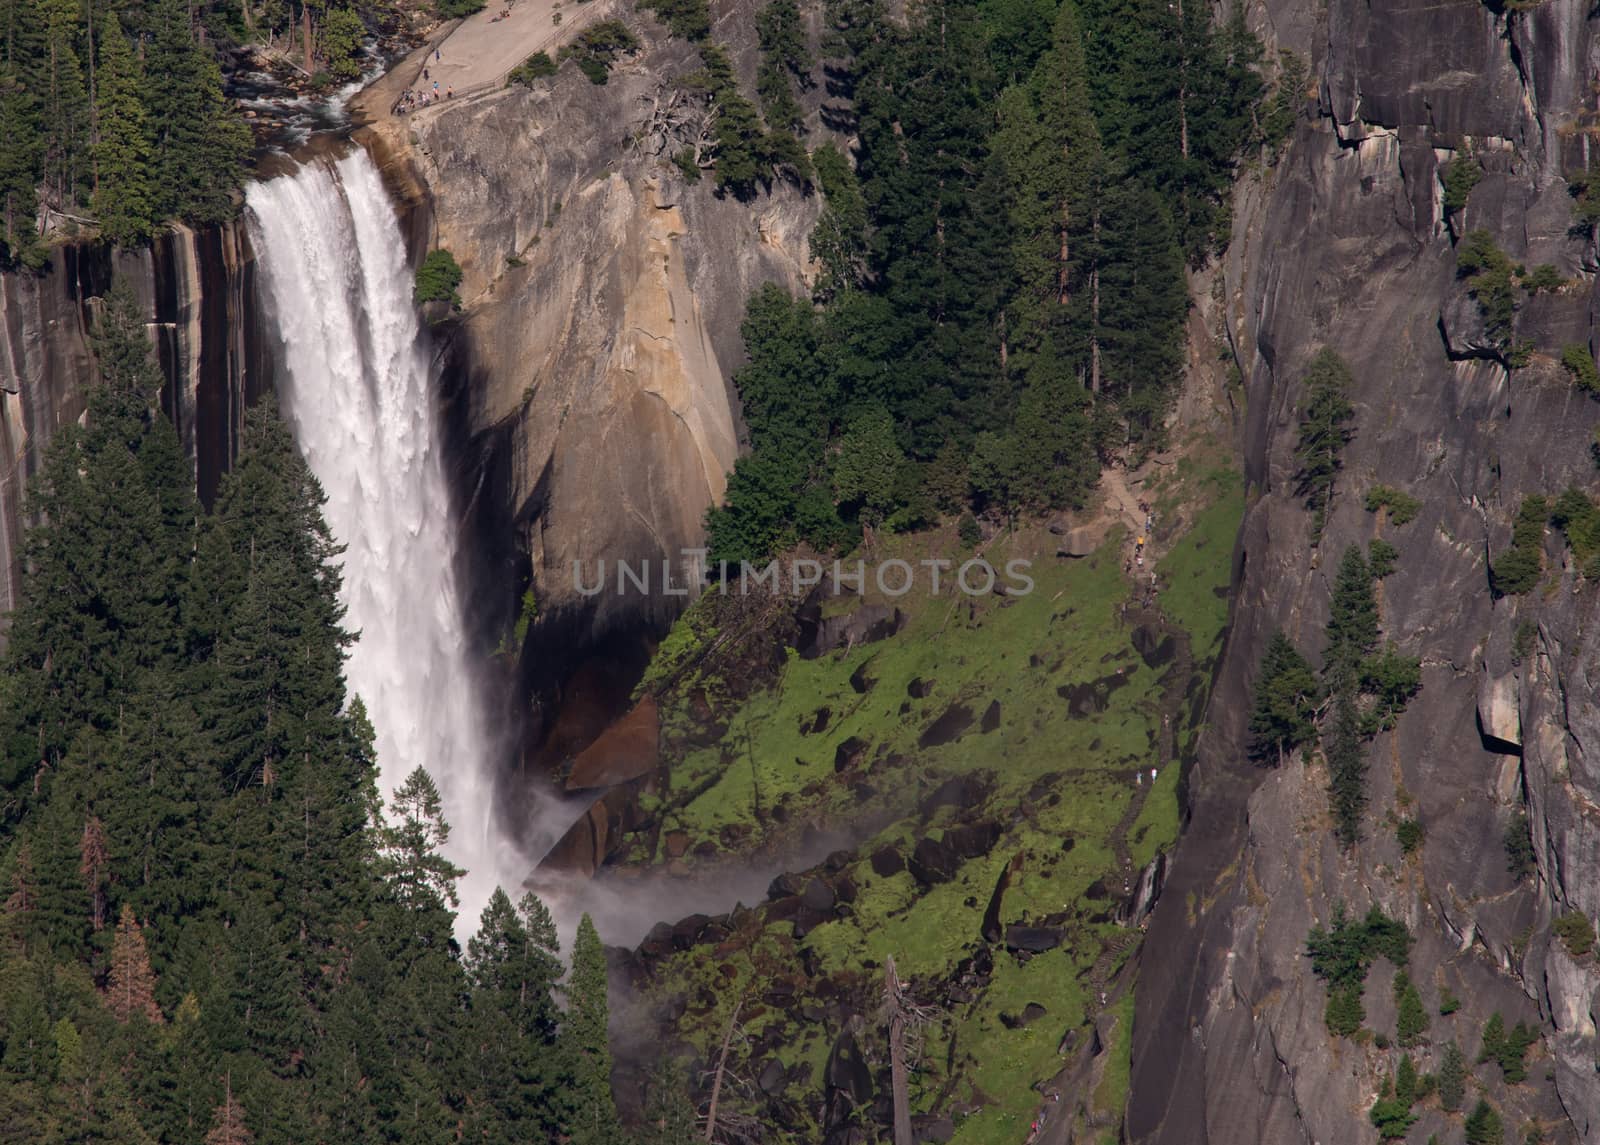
671,914,711,950
834,876,858,903
1004,925,1063,952
640,921,674,959
834,736,869,772
918,702,974,747
944,821,1001,859
914,1115,956,1143
1057,668,1132,716
793,906,832,940
801,879,837,912
801,707,832,735
907,676,933,699
921,774,990,817
768,873,804,901
1131,625,1176,668
825,849,852,871
909,837,959,885
849,659,877,694
870,846,905,876
799,603,904,659
980,699,1001,732
981,857,1015,943
758,1058,788,1095
824,1031,873,1105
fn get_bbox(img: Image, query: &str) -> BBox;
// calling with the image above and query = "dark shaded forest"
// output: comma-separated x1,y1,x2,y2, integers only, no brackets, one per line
707,0,1296,562
0,282,691,1144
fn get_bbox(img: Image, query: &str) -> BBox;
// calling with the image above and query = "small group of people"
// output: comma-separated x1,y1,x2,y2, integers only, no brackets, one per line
1132,499,1155,569
392,83,452,115
489,1,516,20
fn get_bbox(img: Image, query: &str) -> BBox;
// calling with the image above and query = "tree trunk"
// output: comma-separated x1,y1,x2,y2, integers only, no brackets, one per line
704,996,743,1142
302,5,314,74
1177,0,1189,160
1058,196,1070,305
886,956,912,1145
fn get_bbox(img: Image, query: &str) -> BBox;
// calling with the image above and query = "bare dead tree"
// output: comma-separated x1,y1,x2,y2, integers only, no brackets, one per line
886,956,912,1145
882,956,944,1145
704,993,746,1143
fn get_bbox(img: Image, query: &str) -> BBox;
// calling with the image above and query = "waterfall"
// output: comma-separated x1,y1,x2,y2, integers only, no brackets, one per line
245,150,516,936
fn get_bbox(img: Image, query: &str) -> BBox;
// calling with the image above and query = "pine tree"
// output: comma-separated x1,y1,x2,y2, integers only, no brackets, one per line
1325,981,1363,1038
566,913,620,1145
35,0,91,211
91,15,154,246
106,903,164,1024
1248,630,1320,764
1324,545,1377,692
1394,971,1427,1047
0,63,42,266
1324,691,1366,846
640,1058,699,1145
144,0,250,224
1,280,191,820
205,1076,253,1145
1293,349,1356,542
1465,1099,1504,1145
78,815,108,932
1438,1039,1466,1112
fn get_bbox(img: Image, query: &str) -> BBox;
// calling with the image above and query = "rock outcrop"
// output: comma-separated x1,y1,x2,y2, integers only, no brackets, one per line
1130,0,1600,1140
363,9,823,738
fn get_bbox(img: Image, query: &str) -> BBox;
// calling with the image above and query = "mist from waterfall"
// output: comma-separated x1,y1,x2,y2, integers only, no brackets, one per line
245,150,518,937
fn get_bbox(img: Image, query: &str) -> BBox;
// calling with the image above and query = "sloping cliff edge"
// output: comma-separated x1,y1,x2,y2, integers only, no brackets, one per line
359,4,823,759
1131,0,1600,1141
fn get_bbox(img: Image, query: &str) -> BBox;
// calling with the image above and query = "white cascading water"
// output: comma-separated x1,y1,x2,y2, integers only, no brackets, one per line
245,150,518,936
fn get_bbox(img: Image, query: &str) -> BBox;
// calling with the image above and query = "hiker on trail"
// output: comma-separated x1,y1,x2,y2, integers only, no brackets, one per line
424,67,429,80
436,48,441,61
447,86,454,98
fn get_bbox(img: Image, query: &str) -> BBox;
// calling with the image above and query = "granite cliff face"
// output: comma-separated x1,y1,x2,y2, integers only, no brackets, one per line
0,226,262,623
362,9,822,747
1131,0,1600,1140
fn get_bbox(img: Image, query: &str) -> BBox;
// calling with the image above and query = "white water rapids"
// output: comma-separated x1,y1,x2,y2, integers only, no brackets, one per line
245,150,519,936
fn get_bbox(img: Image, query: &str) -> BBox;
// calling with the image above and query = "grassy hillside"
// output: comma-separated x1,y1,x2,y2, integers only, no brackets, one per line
605,465,1242,1142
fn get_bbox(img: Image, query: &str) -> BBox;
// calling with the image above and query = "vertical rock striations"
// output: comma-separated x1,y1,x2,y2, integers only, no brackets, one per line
0,225,260,627
1132,0,1600,1140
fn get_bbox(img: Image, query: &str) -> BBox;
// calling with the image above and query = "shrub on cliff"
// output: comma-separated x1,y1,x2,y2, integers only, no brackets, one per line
438,0,487,16
509,52,558,86
414,249,464,309
559,20,641,85
1364,484,1420,526
637,0,710,41
1478,1012,1538,1084
1491,495,1548,596
1550,487,1600,578
1560,343,1600,393
1292,349,1355,543
1554,912,1595,958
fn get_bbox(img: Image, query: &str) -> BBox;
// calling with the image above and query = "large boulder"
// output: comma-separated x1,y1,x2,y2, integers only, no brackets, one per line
564,695,660,790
